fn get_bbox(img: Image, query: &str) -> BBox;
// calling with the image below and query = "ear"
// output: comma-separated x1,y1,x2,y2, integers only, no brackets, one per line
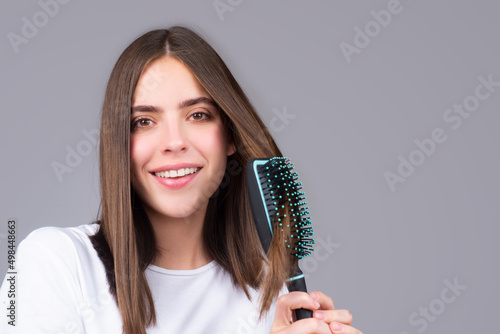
227,142,236,156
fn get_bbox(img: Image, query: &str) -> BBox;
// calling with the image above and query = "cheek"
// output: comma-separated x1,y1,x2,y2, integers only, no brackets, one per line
196,126,228,161
130,136,154,178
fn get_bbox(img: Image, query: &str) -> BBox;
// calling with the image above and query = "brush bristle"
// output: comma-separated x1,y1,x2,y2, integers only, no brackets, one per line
258,157,315,259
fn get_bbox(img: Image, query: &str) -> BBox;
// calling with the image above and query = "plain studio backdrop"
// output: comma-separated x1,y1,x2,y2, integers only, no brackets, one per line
1,0,499,332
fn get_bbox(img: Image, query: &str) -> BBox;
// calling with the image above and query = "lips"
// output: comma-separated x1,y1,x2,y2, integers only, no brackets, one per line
154,167,200,178
150,163,202,189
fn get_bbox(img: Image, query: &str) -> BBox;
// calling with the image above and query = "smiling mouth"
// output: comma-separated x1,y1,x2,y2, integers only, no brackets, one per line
153,167,200,178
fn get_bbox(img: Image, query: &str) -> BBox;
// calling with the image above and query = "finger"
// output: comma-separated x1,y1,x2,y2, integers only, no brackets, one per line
309,291,335,310
273,292,320,327
313,309,353,325
288,317,333,334
330,322,364,334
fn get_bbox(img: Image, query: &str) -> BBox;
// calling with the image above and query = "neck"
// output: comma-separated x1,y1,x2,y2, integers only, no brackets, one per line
146,205,211,270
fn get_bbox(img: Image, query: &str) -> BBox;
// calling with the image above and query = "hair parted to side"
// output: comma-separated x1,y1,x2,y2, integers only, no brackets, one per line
90,26,297,334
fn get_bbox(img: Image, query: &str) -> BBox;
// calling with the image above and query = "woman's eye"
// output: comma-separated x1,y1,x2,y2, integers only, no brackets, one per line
190,112,209,121
132,118,154,129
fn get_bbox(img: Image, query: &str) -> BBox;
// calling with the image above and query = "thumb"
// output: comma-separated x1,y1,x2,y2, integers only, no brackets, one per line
272,292,320,328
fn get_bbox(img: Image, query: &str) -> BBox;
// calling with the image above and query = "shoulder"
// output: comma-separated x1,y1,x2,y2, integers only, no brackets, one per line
21,223,99,249
13,223,107,308
1,224,122,332
17,223,101,271
22,223,99,245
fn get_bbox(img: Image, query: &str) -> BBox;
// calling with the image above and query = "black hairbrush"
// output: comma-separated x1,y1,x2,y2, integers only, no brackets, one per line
246,157,315,320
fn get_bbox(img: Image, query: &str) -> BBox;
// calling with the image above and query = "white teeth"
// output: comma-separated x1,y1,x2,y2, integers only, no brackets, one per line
154,167,199,178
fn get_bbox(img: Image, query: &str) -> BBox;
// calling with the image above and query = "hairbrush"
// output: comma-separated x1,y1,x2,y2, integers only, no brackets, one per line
246,157,315,320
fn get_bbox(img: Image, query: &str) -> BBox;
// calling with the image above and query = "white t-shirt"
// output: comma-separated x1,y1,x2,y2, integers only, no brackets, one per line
0,224,282,333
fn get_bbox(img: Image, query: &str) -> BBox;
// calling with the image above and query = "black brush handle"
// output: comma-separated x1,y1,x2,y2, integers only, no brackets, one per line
295,307,314,321
287,267,313,320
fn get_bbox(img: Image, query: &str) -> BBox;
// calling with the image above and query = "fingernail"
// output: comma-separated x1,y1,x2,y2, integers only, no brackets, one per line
310,292,319,300
313,300,320,308
314,311,324,320
331,322,343,332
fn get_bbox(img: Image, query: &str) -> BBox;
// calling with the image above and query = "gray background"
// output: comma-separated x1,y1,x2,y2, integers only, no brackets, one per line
1,0,499,332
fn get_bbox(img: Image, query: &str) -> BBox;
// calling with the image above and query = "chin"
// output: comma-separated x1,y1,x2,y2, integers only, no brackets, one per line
152,198,210,220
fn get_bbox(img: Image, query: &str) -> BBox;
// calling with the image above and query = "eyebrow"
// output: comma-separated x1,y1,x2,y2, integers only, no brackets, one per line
131,97,218,113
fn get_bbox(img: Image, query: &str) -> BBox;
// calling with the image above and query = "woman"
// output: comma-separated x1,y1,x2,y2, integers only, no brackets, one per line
0,26,362,334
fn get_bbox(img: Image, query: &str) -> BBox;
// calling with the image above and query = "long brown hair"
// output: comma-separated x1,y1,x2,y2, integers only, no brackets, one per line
91,26,295,334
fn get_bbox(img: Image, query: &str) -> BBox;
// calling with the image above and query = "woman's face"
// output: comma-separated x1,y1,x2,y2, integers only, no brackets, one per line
130,56,235,220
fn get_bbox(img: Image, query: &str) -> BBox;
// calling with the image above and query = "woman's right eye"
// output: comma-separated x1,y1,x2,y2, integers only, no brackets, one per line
131,118,154,129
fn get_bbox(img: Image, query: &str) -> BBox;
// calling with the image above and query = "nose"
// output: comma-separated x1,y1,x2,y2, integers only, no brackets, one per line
160,118,188,153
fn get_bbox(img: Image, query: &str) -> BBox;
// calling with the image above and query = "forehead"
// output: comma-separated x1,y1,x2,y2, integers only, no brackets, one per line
133,56,209,106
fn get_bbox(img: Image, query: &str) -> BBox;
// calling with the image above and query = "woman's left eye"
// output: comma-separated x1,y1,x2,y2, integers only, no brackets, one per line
190,112,209,121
